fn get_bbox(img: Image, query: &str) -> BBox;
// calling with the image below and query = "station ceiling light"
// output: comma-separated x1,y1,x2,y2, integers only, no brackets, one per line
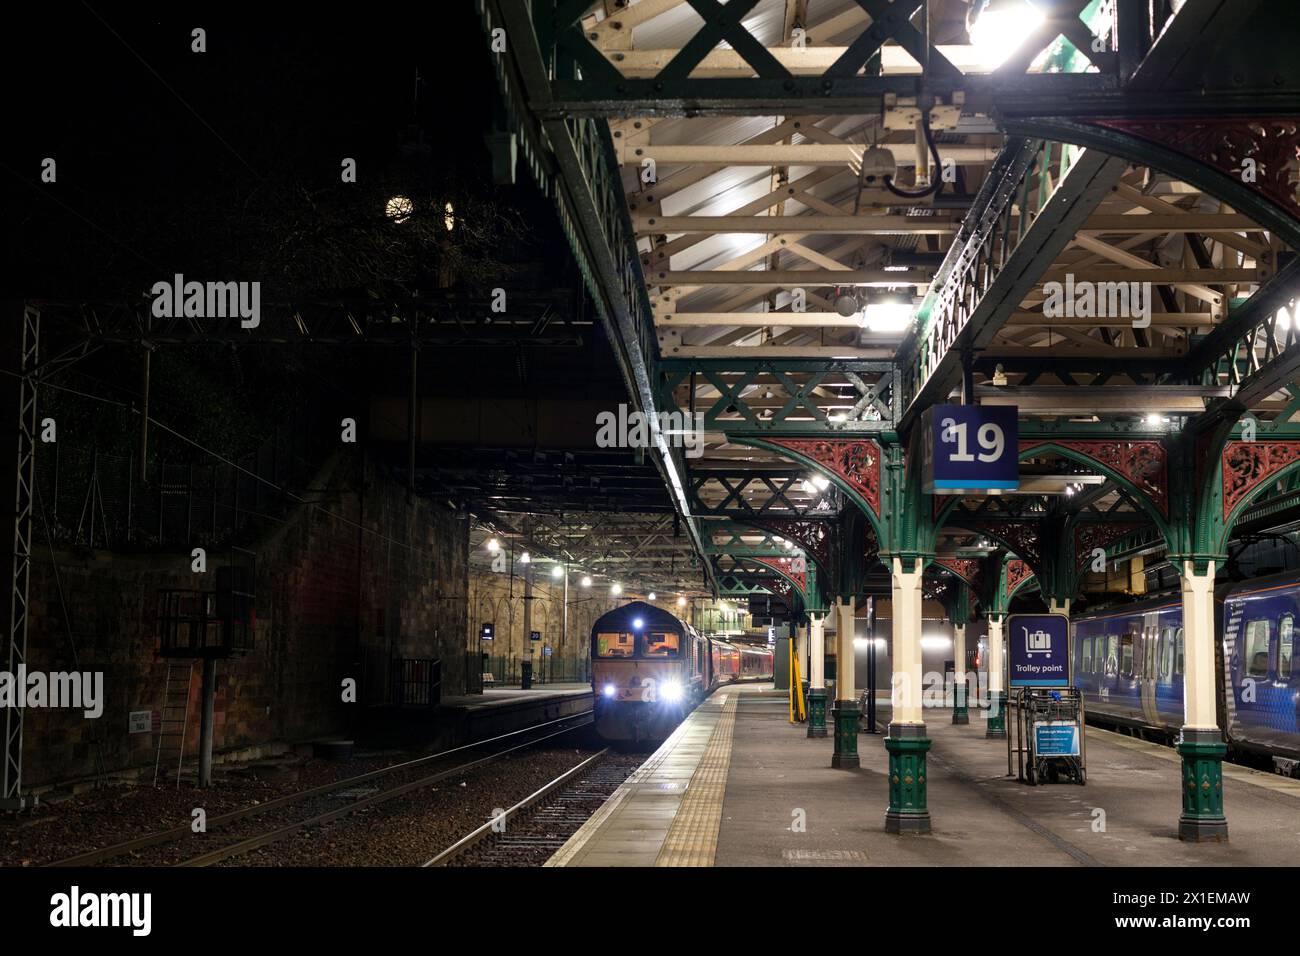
611,582,622,595
648,591,657,601
550,564,564,579
580,575,592,588
677,595,687,607
966,0,1046,69
519,551,530,564
860,290,915,333
486,538,500,553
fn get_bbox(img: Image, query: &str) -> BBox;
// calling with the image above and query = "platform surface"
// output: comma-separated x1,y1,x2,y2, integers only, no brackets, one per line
549,683,1300,867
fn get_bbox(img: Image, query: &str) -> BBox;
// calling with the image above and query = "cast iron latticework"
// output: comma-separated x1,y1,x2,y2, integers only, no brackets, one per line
742,517,832,574
766,438,881,517
751,556,806,597
952,520,1042,572
1021,439,1169,518
1221,440,1300,520
1072,521,1149,569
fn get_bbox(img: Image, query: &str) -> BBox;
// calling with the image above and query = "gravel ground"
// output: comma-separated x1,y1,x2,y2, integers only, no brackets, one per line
0,752,407,867
215,747,604,866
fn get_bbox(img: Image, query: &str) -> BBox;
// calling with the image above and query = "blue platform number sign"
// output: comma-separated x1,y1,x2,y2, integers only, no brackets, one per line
923,404,1018,494
481,623,494,641
530,630,541,642
1006,613,1069,687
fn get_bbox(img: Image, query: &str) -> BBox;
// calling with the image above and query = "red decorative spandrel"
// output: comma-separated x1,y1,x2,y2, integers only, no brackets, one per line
753,556,806,596
1005,559,1034,599
1090,117,1300,217
1020,439,1167,518
1222,440,1300,520
934,557,981,588
768,438,881,517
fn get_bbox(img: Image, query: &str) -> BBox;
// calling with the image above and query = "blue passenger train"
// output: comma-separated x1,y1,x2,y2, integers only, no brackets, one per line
1072,572,1300,764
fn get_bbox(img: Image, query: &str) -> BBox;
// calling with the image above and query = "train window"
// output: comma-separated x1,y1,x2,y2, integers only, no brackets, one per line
1174,627,1184,675
1159,627,1174,681
1244,619,1272,678
1280,615,1294,680
595,632,635,658
1119,633,1134,678
1105,635,1118,677
1081,637,1093,674
643,632,680,657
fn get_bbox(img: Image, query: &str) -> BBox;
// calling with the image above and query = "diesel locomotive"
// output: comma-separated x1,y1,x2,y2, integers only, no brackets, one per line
590,601,773,742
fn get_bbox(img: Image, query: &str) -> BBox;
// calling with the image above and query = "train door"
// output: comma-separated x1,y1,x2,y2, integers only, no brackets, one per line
1139,611,1160,728
1152,613,1180,729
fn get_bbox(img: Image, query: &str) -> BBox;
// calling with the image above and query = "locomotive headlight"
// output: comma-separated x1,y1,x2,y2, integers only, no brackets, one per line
603,684,617,698
660,680,683,702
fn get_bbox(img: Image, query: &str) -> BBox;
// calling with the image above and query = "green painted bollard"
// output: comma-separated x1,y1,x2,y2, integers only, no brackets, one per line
985,690,1007,739
885,723,932,834
1177,729,1228,842
830,699,860,768
806,687,827,738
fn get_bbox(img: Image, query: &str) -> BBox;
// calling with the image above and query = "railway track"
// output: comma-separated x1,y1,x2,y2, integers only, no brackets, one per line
425,750,642,867
47,710,594,868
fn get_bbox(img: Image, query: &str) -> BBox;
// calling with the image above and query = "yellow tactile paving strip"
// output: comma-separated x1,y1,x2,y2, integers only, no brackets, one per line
654,693,738,867
1089,726,1300,798
545,690,740,867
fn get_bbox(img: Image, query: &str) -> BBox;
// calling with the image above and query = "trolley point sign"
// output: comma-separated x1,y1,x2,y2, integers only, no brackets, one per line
1007,613,1070,687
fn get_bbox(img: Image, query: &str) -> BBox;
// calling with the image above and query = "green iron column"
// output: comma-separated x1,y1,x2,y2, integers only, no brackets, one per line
985,612,1007,739
1173,556,1227,841
1166,424,1232,842
952,622,969,725
806,610,827,738
884,556,931,832
830,598,860,768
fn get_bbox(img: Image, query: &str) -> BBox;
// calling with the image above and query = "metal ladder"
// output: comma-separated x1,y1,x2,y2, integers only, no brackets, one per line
153,661,195,788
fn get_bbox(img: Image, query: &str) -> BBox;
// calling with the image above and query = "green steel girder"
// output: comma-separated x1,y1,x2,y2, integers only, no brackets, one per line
688,468,842,518
659,358,898,435
481,0,716,592
898,139,1129,432
1184,257,1300,419
1000,118,1300,255
526,0,1124,117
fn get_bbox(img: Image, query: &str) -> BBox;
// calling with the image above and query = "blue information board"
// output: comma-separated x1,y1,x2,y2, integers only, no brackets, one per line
922,404,1019,493
1034,723,1080,757
1007,613,1070,687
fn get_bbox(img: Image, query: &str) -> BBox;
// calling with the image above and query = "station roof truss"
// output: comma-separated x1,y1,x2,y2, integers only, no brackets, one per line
483,0,1300,599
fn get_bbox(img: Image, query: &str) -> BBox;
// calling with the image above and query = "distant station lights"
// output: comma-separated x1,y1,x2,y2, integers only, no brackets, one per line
610,582,623,596
580,576,592,588
677,596,687,608
550,564,564,579
647,592,656,601
486,538,499,553
519,552,530,564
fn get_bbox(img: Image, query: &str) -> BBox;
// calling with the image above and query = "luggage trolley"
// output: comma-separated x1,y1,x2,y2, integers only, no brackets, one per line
1015,687,1086,786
